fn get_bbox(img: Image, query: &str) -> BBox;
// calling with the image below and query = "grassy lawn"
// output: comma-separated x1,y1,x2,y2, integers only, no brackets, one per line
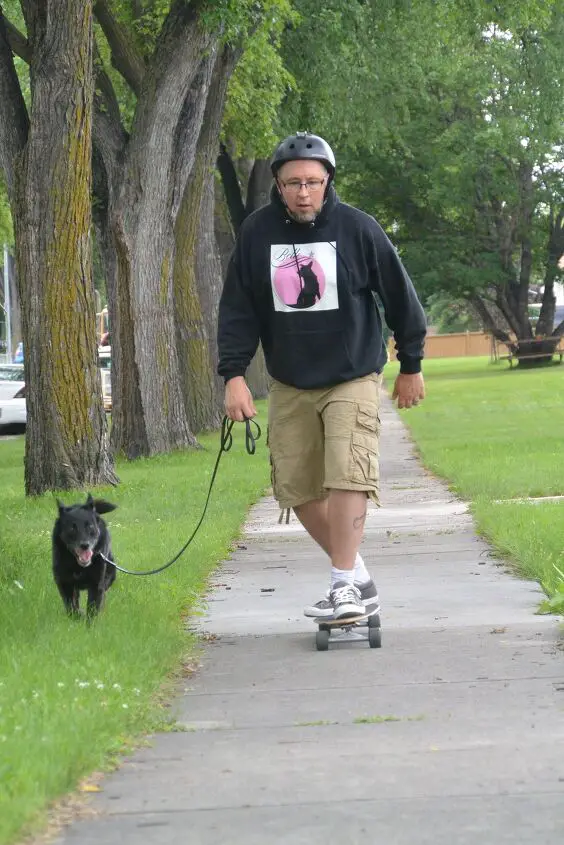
0,407,270,845
384,357,564,600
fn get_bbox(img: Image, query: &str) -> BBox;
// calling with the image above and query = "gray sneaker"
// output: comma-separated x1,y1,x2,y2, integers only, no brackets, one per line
330,581,365,619
304,579,379,618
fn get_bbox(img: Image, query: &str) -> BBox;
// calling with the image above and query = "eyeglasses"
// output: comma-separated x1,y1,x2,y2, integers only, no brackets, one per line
280,178,327,194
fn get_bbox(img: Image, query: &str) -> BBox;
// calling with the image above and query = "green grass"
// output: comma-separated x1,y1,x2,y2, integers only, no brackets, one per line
0,406,270,845
353,715,401,724
384,357,564,598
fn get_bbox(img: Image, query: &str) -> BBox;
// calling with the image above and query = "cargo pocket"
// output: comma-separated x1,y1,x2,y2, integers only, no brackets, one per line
356,403,380,434
350,431,379,485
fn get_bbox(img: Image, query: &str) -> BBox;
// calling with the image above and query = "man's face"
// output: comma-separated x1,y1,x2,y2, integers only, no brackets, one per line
276,160,329,223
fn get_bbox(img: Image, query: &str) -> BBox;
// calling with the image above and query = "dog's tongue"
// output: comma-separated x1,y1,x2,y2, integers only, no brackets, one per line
78,549,93,564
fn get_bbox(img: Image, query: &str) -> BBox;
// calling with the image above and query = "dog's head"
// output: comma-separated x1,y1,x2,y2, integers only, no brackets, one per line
56,494,117,567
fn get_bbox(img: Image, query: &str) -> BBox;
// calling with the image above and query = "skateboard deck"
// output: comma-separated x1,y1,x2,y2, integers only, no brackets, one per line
313,607,380,627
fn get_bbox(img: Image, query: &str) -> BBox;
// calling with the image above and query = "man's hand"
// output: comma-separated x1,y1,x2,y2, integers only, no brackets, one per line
391,372,425,409
224,376,257,422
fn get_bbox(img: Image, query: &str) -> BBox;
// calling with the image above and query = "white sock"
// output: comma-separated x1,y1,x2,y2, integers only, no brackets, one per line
354,553,370,584
331,567,355,588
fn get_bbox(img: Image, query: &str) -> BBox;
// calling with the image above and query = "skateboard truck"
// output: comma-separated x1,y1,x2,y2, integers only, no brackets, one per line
313,608,382,651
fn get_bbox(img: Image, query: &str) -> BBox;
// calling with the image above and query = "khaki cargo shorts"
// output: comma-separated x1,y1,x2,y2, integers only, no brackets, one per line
267,373,382,510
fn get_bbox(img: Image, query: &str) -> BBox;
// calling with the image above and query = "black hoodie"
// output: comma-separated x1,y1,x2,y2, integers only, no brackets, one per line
217,185,427,390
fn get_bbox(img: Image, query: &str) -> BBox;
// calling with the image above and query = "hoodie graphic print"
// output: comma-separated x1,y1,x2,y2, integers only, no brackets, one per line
270,242,338,313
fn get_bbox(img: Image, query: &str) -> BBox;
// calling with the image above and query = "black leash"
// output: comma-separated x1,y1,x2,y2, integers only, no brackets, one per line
100,416,261,577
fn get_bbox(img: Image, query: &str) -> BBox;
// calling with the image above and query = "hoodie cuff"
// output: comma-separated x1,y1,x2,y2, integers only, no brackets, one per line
398,357,422,375
223,371,247,384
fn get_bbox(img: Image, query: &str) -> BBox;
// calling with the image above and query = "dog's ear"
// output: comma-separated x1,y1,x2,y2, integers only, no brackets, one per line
93,499,117,515
85,493,95,509
56,498,67,514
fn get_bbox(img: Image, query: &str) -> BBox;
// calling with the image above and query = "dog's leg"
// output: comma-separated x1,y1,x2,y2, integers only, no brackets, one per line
56,582,81,617
86,586,105,620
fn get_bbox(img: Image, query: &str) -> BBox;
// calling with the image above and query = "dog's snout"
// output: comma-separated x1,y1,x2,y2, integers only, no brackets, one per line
79,542,90,550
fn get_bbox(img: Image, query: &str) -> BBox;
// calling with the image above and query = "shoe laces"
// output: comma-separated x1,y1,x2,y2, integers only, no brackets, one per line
331,583,360,604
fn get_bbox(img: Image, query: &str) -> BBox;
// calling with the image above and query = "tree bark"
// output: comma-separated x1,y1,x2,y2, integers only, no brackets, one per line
245,158,272,215
536,205,564,337
8,1,117,494
515,162,534,339
101,4,217,457
173,46,239,433
217,142,246,234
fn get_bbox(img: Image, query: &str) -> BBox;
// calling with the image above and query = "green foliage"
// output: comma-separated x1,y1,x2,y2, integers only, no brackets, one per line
108,0,169,56
425,293,482,334
335,0,564,333
0,178,13,246
539,565,564,615
222,13,297,158
201,0,295,44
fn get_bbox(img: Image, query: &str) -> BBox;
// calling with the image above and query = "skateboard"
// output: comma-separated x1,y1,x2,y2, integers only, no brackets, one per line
313,607,382,651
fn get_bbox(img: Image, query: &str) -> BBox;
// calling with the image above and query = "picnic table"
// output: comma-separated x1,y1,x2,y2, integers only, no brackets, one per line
498,337,564,368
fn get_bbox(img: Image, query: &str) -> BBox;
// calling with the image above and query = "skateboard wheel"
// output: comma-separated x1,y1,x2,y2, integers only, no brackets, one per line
368,613,381,629
368,627,382,648
316,629,330,651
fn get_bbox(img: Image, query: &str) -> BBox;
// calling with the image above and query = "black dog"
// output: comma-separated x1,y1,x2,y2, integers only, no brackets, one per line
52,494,117,619
296,261,321,309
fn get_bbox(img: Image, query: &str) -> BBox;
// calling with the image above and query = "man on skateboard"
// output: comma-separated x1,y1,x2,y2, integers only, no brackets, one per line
217,132,426,620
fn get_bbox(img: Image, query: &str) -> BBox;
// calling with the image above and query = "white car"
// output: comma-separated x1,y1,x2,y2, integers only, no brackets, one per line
0,371,26,431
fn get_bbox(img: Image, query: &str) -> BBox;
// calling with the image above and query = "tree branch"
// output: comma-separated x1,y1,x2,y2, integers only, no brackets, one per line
0,11,29,200
94,0,145,95
2,15,31,62
469,293,512,345
170,47,218,219
93,40,128,176
217,142,246,234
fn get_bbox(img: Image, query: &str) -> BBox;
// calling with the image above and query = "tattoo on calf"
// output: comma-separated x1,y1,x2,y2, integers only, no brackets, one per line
353,510,367,530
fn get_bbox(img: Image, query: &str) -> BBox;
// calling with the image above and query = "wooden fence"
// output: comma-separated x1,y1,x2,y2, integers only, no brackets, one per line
387,331,511,360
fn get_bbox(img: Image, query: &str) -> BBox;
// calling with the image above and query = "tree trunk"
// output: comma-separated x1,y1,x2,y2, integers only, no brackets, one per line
245,158,272,215
515,162,534,339
193,171,225,429
217,142,246,234
104,15,217,457
536,206,564,337
173,46,239,433
11,1,117,494
214,176,236,275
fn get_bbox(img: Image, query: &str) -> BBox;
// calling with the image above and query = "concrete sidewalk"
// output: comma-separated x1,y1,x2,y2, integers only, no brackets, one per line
55,397,564,845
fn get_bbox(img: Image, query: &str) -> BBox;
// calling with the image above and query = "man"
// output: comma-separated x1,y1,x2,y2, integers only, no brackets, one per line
217,132,426,620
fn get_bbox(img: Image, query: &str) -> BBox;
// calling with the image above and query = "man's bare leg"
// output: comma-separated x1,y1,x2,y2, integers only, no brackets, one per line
294,489,368,570
293,498,331,556
327,489,367,570
296,492,376,617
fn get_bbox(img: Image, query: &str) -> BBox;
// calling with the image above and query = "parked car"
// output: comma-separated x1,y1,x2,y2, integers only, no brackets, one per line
0,380,26,432
0,352,111,432
0,363,24,389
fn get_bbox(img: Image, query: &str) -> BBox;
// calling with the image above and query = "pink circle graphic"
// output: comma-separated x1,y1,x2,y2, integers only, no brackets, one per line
273,256,326,309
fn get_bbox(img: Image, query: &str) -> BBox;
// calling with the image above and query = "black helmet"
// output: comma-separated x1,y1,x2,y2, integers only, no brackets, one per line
271,132,336,178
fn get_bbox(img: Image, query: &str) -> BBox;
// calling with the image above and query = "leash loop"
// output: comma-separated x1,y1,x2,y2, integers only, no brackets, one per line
103,416,261,577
